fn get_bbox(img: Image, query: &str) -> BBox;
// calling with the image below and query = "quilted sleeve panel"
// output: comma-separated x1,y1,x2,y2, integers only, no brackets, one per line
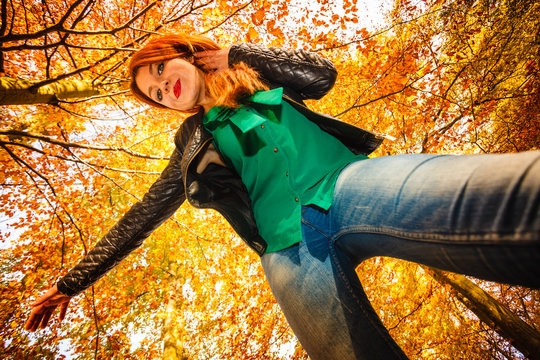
228,43,337,100
57,148,186,297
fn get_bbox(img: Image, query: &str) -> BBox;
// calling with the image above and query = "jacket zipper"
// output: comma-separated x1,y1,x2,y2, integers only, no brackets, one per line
183,136,213,203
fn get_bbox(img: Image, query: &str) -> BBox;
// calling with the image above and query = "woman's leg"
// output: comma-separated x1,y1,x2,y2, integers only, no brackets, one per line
261,207,408,360
262,151,539,360
332,151,540,287
262,151,538,360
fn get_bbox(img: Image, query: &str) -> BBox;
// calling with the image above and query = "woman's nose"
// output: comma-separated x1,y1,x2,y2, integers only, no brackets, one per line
161,80,170,94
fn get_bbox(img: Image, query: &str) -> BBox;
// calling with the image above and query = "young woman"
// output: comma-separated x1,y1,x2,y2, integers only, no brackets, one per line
26,33,540,360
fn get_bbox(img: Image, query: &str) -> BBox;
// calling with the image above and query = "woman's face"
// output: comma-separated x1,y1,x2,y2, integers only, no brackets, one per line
135,57,210,111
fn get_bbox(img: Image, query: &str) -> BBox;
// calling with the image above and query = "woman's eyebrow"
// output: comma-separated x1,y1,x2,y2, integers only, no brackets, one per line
147,64,155,99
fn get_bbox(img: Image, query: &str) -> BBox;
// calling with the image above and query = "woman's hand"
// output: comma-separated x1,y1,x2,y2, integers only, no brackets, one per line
194,46,231,72
24,284,71,332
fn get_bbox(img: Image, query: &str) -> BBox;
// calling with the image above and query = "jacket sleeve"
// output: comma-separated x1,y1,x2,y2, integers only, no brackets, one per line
228,43,337,101
56,148,186,297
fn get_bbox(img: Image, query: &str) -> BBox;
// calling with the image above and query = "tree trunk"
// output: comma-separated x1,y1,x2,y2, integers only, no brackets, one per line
162,260,188,360
0,76,100,105
426,267,540,359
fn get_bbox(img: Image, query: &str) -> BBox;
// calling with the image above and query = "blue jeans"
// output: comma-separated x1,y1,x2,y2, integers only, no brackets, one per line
261,152,540,360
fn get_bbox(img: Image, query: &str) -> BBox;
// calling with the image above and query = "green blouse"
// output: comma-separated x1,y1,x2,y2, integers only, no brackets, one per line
202,88,367,253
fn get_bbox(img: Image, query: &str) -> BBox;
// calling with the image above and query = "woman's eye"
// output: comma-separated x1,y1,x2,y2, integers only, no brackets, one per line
157,89,163,101
157,62,164,75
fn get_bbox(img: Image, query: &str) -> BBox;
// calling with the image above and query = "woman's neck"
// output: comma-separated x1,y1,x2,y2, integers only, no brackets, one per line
200,95,217,113
198,73,217,113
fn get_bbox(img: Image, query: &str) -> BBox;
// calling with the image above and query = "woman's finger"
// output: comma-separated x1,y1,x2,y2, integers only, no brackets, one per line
26,285,71,331
25,307,44,331
30,286,57,307
28,313,42,332
39,307,54,329
193,52,211,64
194,57,214,70
24,317,34,331
31,308,48,332
59,300,70,321
30,294,48,307
194,50,218,58
194,48,230,71
26,318,37,332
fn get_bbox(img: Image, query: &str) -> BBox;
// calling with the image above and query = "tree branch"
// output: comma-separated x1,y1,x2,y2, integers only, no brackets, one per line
2,140,161,174
0,143,57,196
57,89,130,104
0,1,157,42
65,148,142,201
0,129,169,160
0,0,86,43
200,0,254,35
165,0,213,24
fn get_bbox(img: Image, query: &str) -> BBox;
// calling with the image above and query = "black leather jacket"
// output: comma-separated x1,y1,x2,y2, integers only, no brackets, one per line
57,43,384,297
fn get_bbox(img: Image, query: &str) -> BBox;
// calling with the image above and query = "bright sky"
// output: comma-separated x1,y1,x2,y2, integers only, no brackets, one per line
282,0,394,48
354,0,394,29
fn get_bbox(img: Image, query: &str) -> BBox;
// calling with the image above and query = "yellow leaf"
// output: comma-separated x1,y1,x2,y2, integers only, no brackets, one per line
247,27,259,42
252,8,265,25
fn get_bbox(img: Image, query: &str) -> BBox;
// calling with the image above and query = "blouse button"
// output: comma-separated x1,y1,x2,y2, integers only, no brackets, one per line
261,124,265,129
295,197,299,202
274,148,278,153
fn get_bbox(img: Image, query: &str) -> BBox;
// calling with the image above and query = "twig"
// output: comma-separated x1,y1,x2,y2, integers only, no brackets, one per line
0,129,169,160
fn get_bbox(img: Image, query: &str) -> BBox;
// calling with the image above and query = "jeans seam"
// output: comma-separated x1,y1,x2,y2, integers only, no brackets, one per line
333,225,539,245
327,236,408,358
301,216,331,239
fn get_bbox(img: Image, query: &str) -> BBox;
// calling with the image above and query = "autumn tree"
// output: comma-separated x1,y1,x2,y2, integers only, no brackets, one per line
329,0,540,358
1,0,539,359
1,0,297,358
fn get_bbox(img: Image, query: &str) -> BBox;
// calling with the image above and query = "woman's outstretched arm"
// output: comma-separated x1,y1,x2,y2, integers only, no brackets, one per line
25,148,186,330
56,148,186,297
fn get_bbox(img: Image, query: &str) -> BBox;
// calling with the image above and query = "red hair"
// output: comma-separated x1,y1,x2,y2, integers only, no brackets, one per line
129,33,267,112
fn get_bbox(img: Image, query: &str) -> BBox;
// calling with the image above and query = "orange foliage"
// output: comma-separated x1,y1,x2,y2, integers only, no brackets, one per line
1,0,538,359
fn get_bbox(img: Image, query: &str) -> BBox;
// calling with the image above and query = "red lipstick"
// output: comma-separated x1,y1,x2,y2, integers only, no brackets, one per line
173,80,181,98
